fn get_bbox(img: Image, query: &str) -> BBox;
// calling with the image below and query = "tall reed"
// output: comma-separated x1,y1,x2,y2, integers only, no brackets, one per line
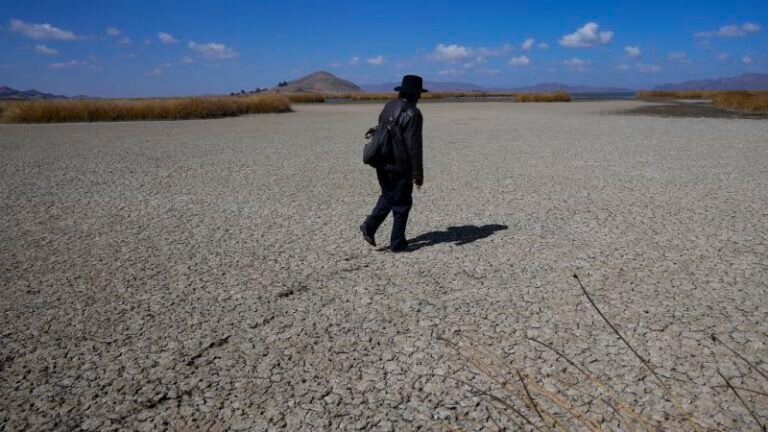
2,94,292,123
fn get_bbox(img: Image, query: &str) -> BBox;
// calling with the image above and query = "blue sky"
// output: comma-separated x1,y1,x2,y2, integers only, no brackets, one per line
1,0,766,97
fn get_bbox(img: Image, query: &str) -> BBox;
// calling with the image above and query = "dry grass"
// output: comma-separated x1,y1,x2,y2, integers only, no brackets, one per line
515,92,571,102
636,90,718,99
285,93,325,103
417,274,768,431
637,90,768,113
1,94,292,123
711,91,768,113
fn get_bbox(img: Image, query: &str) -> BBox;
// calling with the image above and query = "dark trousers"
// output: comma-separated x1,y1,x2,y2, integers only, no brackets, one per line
363,168,413,250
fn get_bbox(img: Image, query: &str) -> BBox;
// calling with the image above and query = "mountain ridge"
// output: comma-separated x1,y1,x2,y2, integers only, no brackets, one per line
654,73,768,91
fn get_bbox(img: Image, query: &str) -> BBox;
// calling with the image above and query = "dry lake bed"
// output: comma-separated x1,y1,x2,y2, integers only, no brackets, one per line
1,101,767,431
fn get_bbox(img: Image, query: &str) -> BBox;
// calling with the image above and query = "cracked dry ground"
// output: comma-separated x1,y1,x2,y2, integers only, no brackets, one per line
1,101,767,431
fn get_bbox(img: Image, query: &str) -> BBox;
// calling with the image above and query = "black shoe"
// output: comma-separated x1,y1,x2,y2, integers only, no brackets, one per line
390,242,410,253
360,224,376,247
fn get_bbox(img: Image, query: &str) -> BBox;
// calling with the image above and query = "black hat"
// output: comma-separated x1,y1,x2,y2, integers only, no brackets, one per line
394,74,429,93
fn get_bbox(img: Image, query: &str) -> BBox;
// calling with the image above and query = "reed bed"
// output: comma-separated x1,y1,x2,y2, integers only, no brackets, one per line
515,92,571,102
418,274,768,430
712,91,768,113
285,93,325,103
636,90,717,99
1,94,292,123
637,90,768,113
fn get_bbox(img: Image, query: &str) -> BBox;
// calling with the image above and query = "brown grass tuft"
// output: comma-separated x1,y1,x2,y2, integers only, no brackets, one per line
515,92,571,102
1,94,292,123
636,90,717,99
285,93,325,103
711,91,768,113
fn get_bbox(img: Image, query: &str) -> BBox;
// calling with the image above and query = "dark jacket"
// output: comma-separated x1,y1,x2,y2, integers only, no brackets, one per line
378,98,423,179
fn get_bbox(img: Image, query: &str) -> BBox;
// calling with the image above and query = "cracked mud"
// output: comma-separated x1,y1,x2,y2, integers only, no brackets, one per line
1,101,767,430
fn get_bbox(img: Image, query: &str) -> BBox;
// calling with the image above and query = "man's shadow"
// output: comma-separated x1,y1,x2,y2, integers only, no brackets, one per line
405,224,508,251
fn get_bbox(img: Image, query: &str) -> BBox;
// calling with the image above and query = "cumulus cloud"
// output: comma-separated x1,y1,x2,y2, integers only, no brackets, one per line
716,53,729,61
559,22,613,48
188,41,239,59
146,62,172,76
34,44,58,55
617,64,631,70
537,42,549,49
433,43,471,61
182,56,194,64
696,22,761,38
636,63,661,73
367,55,385,65
10,19,77,40
624,46,640,58
106,27,121,36
509,55,530,66
118,37,131,45
742,55,753,64
349,56,360,65
158,32,177,44
521,38,535,50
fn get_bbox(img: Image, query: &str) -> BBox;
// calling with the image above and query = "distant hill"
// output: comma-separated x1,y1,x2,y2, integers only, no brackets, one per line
654,73,768,91
361,80,633,93
274,71,363,94
0,86,67,100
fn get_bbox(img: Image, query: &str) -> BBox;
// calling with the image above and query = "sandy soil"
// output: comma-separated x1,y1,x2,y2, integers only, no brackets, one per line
1,100,767,431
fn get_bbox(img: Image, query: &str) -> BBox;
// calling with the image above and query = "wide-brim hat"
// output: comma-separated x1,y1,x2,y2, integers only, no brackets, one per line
394,74,429,93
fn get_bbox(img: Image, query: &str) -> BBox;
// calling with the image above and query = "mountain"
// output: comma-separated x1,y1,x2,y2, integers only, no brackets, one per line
274,71,363,94
360,80,633,93
654,73,768,91
0,86,67,100
510,82,634,93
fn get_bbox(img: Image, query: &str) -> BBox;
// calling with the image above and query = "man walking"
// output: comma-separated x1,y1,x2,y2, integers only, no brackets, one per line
360,75,426,252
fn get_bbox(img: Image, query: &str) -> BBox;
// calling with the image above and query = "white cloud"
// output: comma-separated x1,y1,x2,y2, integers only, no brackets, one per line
537,42,549,49
182,56,194,64
118,37,131,45
106,27,121,36
433,43,471,61
509,55,530,66
34,44,58,55
147,62,172,76
563,58,590,67
742,55,753,64
624,46,640,58
158,32,177,44
636,63,661,73
122,53,137,59
668,52,691,63
188,41,239,59
367,55,385,65
617,64,630,70
438,68,465,76
9,19,77,40
329,62,342,68
696,22,761,38
716,53,729,61
559,22,613,47
349,56,360,65
49,60,97,70
521,38,535,50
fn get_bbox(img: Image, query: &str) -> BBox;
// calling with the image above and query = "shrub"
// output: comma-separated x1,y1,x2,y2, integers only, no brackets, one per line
515,92,571,102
